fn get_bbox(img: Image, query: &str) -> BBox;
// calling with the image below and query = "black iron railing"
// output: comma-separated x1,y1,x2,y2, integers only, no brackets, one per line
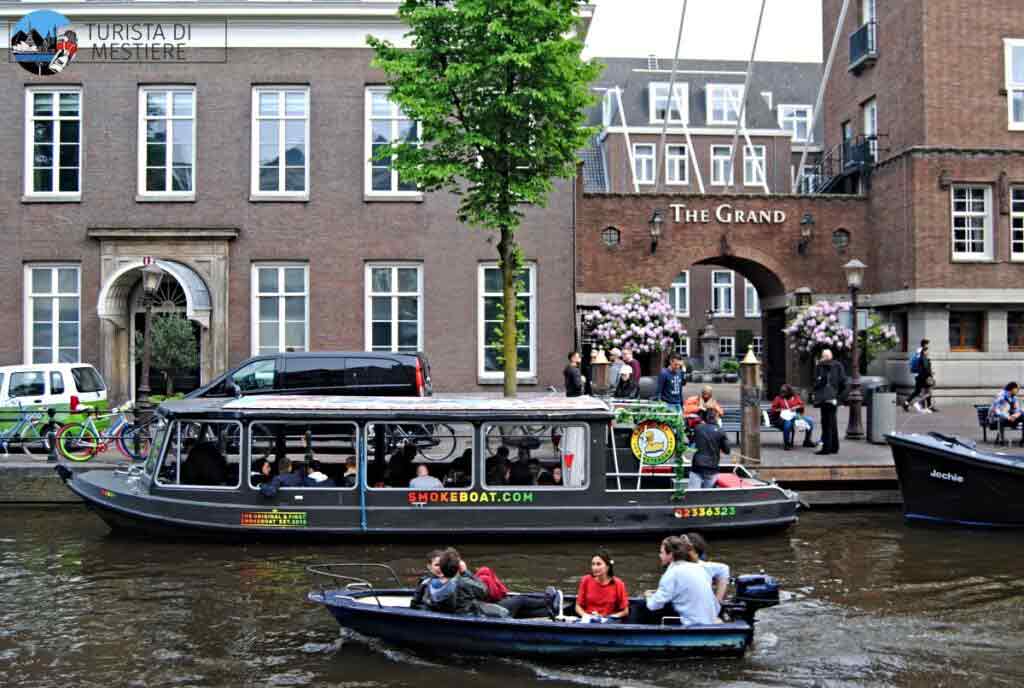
849,21,878,71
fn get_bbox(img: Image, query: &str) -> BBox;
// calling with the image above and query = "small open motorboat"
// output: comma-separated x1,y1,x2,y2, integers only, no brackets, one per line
886,432,1024,528
307,564,780,658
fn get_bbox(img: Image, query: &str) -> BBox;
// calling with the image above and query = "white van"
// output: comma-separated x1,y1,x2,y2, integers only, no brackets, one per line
0,363,107,413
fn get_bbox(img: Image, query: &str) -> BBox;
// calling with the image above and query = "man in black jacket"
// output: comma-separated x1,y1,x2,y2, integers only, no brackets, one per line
564,351,585,397
813,348,847,455
903,339,935,413
689,411,730,489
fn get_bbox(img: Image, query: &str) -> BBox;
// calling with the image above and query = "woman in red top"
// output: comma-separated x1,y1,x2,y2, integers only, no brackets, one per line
575,549,629,622
769,384,816,450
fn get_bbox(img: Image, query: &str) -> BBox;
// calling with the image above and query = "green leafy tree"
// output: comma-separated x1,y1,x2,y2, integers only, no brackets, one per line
369,0,601,396
134,315,199,395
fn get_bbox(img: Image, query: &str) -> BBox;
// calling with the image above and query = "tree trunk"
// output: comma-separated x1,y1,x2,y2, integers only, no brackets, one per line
164,371,175,397
498,228,518,398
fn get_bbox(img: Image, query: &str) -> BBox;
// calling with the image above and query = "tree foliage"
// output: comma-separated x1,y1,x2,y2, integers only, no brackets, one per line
369,0,601,395
134,315,198,395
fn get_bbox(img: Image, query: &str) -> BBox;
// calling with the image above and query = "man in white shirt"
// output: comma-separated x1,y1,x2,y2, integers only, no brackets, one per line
642,535,719,626
409,464,443,490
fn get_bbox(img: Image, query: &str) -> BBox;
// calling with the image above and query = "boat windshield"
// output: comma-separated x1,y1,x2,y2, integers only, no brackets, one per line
143,418,169,477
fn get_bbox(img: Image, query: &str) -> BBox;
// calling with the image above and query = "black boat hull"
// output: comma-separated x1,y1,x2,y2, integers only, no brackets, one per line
887,433,1024,528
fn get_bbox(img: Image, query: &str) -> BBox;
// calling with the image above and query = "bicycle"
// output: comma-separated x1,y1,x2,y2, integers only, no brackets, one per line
369,423,458,462
56,405,151,462
0,404,59,457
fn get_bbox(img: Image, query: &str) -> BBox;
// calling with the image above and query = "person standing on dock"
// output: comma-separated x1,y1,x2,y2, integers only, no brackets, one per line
564,351,585,397
656,353,687,412
812,349,847,456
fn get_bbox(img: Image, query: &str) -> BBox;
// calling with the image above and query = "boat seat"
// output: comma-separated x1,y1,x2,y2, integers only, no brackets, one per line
349,595,413,607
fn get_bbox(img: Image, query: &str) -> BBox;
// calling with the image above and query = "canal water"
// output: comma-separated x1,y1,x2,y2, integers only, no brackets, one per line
2,507,1022,688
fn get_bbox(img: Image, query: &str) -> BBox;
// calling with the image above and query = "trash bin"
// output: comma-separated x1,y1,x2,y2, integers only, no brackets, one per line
859,376,893,444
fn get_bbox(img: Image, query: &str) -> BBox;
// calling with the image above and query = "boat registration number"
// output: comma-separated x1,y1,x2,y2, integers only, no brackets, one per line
674,506,737,519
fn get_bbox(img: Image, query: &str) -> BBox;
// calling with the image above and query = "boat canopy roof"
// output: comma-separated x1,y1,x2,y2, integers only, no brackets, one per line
157,394,615,422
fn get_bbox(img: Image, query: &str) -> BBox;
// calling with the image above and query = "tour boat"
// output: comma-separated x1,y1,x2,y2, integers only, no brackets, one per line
56,395,799,539
886,432,1024,528
307,564,780,658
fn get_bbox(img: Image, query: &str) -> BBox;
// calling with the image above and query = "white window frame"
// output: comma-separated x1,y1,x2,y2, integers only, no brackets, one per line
862,97,878,162
744,279,761,317
601,90,614,128
137,86,196,199
778,104,813,143
23,264,81,364
365,86,423,199
719,337,735,359
669,270,690,317
648,82,688,124
743,145,766,186
250,263,310,356
862,0,876,24
1004,39,1024,131
250,87,309,199
675,337,690,359
24,87,82,200
665,144,689,185
633,143,655,184
364,263,424,353
478,262,537,381
951,185,994,261
752,336,764,358
711,145,734,186
1012,187,1024,261
712,270,735,317
706,84,745,126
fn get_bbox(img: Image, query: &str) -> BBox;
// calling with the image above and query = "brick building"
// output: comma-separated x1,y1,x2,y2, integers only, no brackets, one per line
0,1,576,400
820,0,1024,399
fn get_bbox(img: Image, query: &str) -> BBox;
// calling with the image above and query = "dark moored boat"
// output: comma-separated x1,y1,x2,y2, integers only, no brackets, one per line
886,432,1024,528
56,395,798,539
307,564,780,658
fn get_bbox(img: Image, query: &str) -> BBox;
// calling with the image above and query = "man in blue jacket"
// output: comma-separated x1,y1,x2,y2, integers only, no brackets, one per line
656,353,687,411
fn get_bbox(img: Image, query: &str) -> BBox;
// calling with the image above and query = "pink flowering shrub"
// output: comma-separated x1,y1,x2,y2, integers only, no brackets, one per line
784,300,900,365
584,287,687,354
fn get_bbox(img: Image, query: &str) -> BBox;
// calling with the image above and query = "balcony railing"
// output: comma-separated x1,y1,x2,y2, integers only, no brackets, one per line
849,21,878,72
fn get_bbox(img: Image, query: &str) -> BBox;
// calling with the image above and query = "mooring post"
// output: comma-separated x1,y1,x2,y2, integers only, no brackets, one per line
740,346,762,465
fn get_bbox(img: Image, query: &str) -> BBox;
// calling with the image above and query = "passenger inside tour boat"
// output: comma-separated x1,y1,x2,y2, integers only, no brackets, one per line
247,422,359,492
632,536,720,626
485,446,511,485
574,549,630,623
342,458,358,487
483,423,587,489
156,419,243,488
303,460,336,487
409,464,443,490
259,457,304,496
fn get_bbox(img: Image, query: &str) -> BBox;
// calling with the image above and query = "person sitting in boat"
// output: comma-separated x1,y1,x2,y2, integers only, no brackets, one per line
425,548,508,618
341,458,358,487
684,386,725,427
388,441,419,487
303,460,336,487
988,382,1024,441
259,457,303,496
411,549,445,610
689,411,730,489
684,532,730,614
637,536,719,626
574,549,630,623
613,367,639,400
444,449,472,488
769,384,816,450
486,447,511,485
508,448,533,486
409,464,444,490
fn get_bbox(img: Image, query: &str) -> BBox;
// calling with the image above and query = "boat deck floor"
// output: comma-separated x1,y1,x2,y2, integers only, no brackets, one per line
347,594,585,622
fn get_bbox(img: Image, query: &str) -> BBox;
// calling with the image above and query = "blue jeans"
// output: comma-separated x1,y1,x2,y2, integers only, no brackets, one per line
782,416,814,446
688,471,717,489
665,403,682,412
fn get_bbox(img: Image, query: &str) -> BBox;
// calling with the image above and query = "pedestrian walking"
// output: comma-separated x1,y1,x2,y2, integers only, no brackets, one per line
903,339,936,413
564,351,585,397
812,348,846,455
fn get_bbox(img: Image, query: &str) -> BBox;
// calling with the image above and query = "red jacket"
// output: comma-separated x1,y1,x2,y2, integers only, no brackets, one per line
770,394,806,415
474,566,509,602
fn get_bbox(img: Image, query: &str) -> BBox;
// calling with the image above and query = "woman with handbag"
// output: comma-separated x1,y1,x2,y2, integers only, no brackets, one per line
812,349,847,456
770,384,816,450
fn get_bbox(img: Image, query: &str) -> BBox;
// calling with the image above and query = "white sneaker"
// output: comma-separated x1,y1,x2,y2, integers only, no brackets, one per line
913,402,925,413
923,408,934,414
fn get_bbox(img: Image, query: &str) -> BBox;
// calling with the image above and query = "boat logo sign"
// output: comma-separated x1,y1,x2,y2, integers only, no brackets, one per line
631,420,677,465
929,468,964,484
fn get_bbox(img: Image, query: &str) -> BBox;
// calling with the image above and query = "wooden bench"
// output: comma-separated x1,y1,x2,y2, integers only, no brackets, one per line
975,403,1024,445
720,405,781,444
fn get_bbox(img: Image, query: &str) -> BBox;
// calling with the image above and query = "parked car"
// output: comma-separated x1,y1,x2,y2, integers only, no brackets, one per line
0,362,108,422
186,351,433,399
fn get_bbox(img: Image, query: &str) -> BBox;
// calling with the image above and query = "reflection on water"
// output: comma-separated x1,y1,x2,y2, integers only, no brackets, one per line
1,507,1022,687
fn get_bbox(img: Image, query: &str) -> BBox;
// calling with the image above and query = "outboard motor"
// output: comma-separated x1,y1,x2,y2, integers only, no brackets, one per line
725,574,780,624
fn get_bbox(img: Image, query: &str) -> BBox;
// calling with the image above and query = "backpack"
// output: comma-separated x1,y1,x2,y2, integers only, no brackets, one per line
909,351,921,374
475,566,509,602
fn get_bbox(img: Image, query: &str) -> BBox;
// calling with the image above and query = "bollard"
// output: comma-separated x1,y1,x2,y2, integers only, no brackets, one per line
739,346,762,466
47,427,58,462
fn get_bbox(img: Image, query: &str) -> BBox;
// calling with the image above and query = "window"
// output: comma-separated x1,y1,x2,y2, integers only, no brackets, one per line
1009,312,1024,351
248,421,359,491
719,337,735,359
862,97,878,161
862,0,876,24
712,270,734,317
366,87,420,197
833,228,851,250
648,82,688,124
482,423,588,490
949,311,984,352
50,372,64,395
951,186,993,260
665,144,689,185
744,279,761,317
281,356,347,391
669,271,689,317
711,145,733,186
9,372,45,399
25,265,79,364
229,359,278,394
366,264,422,353
633,143,655,184
25,88,81,198
752,336,764,358
743,145,766,186
138,87,195,197
368,422,473,490
601,90,614,127
479,263,536,380
252,87,308,197
706,84,744,125
156,420,242,488
252,265,308,355
1005,40,1024,130
71,367,105,393
601,226,621,248
1012,188,1024,260
778,105,812,142
675,337,690,359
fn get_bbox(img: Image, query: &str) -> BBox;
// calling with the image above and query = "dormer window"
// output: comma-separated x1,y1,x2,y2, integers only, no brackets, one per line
648,82,688,124
706,84,744,125
778,104,813,142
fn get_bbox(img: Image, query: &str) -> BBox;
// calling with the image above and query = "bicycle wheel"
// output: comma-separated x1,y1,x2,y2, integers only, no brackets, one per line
15,420,54,457
416,423,457,462
117,422,153,461
57,423,99,462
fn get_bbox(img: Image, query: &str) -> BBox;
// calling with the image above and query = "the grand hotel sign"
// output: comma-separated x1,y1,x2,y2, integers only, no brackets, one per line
668,203,787,225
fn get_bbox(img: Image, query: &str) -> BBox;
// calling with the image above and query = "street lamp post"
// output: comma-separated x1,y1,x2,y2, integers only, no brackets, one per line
136,263,165,417
843,259,867,440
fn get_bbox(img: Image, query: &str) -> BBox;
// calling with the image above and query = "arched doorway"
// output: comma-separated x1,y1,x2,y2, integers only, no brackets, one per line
129,277,202,398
